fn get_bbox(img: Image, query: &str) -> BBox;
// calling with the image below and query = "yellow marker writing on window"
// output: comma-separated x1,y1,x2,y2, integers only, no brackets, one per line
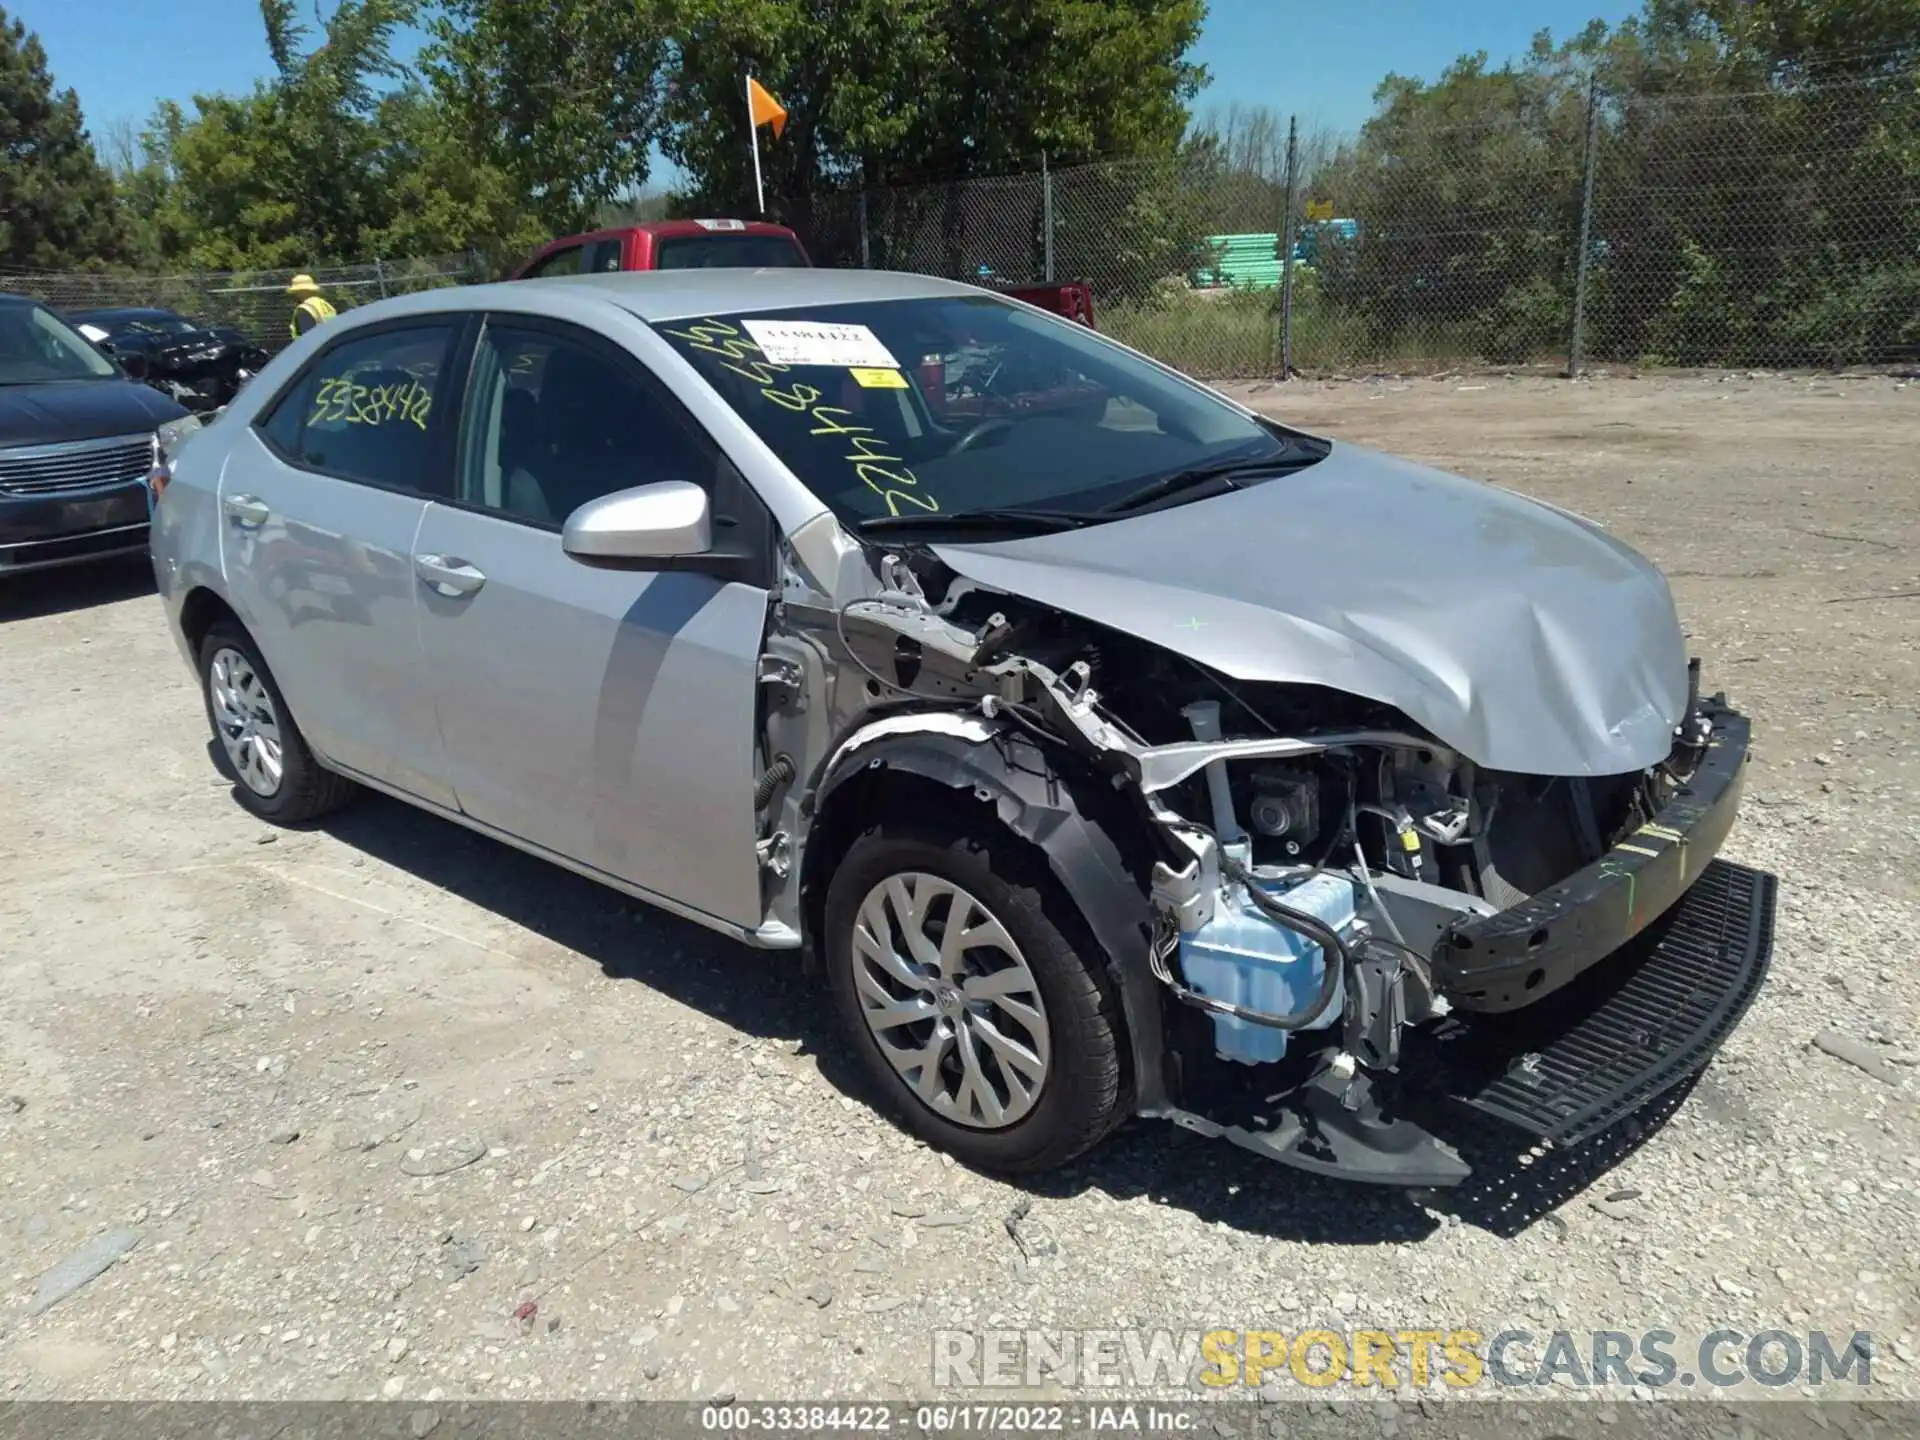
849,367,909,390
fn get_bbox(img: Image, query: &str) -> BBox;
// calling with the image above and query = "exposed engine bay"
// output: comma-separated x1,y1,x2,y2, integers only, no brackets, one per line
762,536,1771,1187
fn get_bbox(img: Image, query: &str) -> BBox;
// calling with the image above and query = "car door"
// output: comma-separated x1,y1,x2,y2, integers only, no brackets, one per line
412,315,776,928
223,317,468,807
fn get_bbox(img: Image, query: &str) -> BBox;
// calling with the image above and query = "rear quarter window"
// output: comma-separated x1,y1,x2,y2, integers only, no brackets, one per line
255,324,458,492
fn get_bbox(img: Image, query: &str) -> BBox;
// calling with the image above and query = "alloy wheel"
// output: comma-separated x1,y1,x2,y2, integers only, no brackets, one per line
850,872,1052,1129
208,646,284,798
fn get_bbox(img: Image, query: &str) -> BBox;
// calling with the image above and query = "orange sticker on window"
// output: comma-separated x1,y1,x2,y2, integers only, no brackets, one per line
849,367,908,389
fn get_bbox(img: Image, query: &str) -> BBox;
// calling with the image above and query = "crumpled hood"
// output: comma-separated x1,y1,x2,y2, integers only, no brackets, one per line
933,440,1689,777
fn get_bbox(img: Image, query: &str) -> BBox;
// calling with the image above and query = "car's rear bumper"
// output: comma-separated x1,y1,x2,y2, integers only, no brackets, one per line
1435,699,1752,1013
0,483,151,575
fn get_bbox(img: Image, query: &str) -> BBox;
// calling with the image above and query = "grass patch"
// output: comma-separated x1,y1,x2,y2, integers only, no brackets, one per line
1100,294,1276,378
1096,288,1505,378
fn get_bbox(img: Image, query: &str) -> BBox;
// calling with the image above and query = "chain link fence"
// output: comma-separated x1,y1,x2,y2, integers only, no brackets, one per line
0,253,488,354
807,67,1920,379
811,158,1288,378
9,63,1910,385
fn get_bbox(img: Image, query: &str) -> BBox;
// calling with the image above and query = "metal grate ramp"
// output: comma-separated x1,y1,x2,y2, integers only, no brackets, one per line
1424,859,1776,1147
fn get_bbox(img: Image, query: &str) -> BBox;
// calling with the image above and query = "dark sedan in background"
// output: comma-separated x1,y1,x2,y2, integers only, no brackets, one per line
1,293,197,578
68,306,269,413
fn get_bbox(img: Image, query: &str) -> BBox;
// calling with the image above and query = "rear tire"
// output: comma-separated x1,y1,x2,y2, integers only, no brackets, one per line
197,620,355,824
824,824,1126,1173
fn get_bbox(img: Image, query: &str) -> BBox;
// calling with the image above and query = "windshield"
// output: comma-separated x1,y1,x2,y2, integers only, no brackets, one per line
0,305,120,384
655,234,810,270
99,313,199,339
653,295,1316,525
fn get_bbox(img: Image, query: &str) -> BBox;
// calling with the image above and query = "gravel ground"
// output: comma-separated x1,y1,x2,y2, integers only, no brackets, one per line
1,373,1917,1414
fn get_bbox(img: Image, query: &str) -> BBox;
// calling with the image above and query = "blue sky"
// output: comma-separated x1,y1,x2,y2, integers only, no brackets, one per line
19,0,1641,178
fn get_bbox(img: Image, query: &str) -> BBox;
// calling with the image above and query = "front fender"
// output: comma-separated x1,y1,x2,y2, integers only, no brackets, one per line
806,715,1170,1113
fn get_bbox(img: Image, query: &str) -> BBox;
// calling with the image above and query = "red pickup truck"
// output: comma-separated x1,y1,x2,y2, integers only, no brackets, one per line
508,219,1097,328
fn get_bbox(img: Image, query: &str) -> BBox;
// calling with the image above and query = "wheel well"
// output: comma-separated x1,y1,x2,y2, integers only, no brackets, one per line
180,586,242,657
799,756,1153,1110
800,769,996,956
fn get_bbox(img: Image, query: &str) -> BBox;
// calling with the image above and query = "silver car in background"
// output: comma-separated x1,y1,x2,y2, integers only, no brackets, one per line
152,270,1774,1187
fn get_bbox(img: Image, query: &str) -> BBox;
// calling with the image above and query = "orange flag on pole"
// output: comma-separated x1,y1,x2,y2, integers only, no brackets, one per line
747,77,787,138
745,76,786,215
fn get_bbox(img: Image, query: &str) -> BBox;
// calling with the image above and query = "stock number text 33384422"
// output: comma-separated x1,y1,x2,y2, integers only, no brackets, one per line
660,319,941,519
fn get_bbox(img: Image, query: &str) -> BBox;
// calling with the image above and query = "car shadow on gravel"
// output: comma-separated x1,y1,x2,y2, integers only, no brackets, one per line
1018,1079,1686,1245
0,553,154,620
320,790,828,1038
321,791,1682,1245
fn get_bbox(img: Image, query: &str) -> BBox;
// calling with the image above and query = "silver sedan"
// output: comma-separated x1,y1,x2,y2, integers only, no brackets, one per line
152,269,1772,1187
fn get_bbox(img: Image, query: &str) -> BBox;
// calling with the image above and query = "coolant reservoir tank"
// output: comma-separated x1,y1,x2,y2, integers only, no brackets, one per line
1178,872,1357,1066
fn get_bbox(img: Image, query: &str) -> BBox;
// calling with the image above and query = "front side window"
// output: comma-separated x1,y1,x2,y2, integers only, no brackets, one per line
456,321,721,526
587,240,625,273
258,324,455,491
652,296,1319,526
0,304,119,383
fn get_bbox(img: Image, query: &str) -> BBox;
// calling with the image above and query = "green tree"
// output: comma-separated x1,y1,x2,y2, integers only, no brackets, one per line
0,4,121,268
1590,0,1920,363
362,83,550,268
1303,0,1920,368
137,0,540,271
1310,35,1599,362
660,0,1206,235
421,0,672,233
140,0,414,268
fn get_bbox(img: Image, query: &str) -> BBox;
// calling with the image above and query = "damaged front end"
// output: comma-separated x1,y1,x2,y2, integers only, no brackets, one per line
787,543,1776,1189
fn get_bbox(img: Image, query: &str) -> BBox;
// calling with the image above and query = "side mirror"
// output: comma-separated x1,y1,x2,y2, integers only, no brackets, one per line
119,351,149,380
562,480,711,562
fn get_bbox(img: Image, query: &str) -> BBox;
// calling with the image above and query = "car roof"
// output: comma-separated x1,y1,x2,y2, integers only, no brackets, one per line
348,268,987,327
631,220,801,240
545,220,800,245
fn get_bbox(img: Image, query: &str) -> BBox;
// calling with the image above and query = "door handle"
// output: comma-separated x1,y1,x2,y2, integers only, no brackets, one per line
414,553,487,598
223,493,270,527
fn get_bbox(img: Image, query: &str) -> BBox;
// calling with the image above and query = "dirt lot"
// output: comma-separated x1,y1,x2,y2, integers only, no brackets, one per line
2,374,1918,1410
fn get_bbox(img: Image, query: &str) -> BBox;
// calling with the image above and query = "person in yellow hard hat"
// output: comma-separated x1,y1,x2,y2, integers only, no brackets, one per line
287,274,337,339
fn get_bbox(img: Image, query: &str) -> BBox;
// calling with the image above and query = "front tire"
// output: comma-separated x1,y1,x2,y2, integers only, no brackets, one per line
824,825,1126,1173
198,620,355,823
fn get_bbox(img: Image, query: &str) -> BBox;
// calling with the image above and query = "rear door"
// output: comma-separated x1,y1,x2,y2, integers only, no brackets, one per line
411,315,776,927
223,318,468,805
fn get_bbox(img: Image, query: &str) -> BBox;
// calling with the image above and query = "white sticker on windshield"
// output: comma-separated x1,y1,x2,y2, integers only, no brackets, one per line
741,320,899,369
77,323,110,343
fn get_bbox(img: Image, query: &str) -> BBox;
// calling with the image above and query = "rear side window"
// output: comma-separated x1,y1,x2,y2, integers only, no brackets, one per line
525,245,584,279
654,235,808,269
256,324,457,493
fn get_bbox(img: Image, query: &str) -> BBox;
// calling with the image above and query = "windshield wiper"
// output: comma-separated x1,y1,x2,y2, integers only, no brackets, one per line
857,506,1095,536
1095,453,1318,516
